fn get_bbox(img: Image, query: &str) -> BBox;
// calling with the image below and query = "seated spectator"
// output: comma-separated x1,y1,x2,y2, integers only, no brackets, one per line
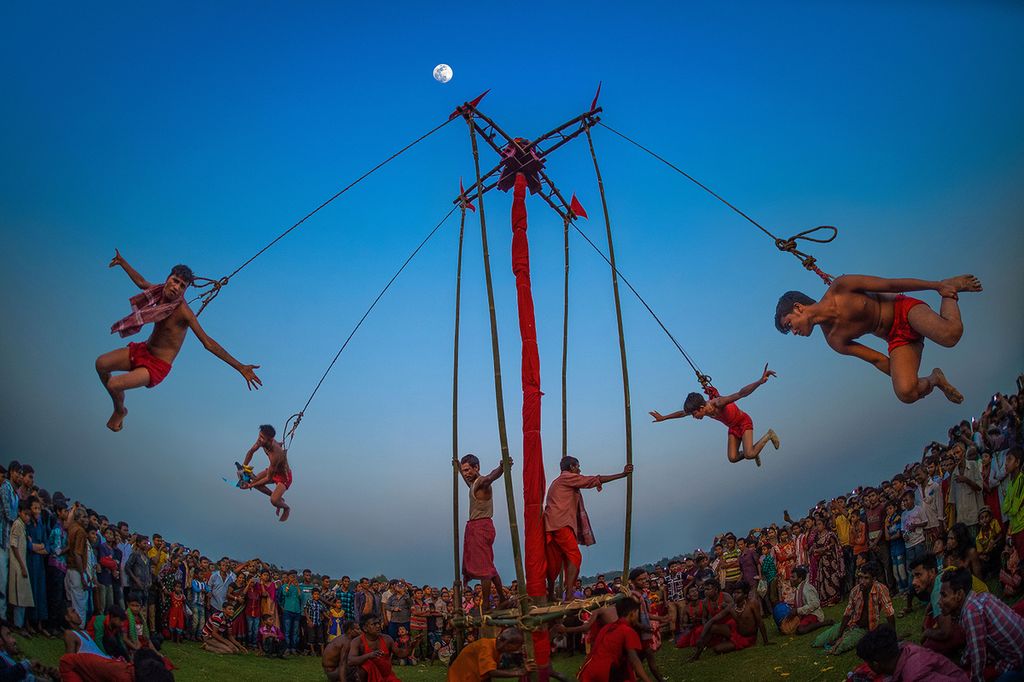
87,606,129,659
975,507,1003,577
257,613,285,659
0,619,59,681
1000,543,1022,599
785,566,833,635
939,567,1024,681
908,554,965,658
448,627,534,681
855,624,968,681
201,604,246,655
812,562,895,655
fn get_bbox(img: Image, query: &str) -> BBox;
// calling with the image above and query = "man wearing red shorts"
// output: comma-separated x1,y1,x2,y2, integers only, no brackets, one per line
97,250,261,432
775,273,982,404
240,425,292,522
689,581,770,662
543,456,632,602
650,365,779,466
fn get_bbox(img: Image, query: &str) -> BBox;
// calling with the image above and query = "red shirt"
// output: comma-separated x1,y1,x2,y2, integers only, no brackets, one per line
578,620,641,682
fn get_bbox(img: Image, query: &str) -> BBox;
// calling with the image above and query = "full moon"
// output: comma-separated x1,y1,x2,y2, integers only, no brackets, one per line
433,64,453,83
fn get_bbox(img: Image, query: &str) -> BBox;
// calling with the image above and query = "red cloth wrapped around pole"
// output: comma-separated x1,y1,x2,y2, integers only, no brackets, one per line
511,172,551,671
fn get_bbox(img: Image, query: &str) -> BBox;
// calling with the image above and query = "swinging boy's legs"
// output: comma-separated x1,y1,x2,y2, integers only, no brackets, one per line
726,430,779,466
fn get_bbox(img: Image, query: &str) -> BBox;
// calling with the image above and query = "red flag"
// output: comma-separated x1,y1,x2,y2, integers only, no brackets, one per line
448,89,491,120
458,178,476,212
569,193,588,220
590,82,602,112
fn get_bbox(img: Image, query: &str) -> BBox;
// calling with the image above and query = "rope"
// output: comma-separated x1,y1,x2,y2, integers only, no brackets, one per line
597,122,837,285
584,127,634,581
187,117,455,313
567,220,709,383
285,205,458,441
561,215,570,460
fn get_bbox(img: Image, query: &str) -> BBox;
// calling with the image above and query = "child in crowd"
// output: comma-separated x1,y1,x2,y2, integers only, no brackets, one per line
258,613,285,658
168,584,187,643
326,598,346,642
394,625,415,665
303,587,326,656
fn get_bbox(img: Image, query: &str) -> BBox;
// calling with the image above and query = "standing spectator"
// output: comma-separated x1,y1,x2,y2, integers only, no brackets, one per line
124,536,152,607
1004,448,1024,560
336,575,356,624
883,498,909,597
9,500,35,632
94,527,117,615
278,570,302,655
899,490,929,615
950,449,985,538
244,572,264,647
915,466,946,545
0,464,16,618
191,567,211,642
386,581,411,641
811,516,845,606
303,587,326,656
25,496,48,634
45,496,69,634
64,505,89,623
208,557,236,613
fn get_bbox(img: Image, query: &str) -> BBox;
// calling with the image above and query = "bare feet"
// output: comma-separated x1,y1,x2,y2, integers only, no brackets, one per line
278,506,290,522
106,407,127,432
942,274,983,297
930,368,963,404
767,429,780,449
754,455,762,467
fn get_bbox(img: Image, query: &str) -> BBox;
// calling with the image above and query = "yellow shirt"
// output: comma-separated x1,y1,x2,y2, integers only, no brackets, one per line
833,514,851,546
147,547,168,573
447,638,499,681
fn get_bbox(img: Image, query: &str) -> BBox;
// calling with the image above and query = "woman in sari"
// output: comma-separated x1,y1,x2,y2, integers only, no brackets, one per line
810,516,844,606
803,518,819,586
773,528,797,604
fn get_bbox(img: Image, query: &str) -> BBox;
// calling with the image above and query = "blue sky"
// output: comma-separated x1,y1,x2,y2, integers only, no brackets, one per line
1,1,1022,585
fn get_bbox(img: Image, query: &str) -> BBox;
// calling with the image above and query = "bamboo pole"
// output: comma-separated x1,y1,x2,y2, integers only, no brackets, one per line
585,126,634,579
451,203,468,655
465,118,533,670
561,216,570,459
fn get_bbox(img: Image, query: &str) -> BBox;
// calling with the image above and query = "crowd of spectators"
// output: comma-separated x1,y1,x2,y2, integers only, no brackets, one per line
0,377,1021,681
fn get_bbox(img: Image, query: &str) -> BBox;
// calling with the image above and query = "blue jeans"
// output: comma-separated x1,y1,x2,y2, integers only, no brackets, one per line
282,611,301,650
191,602,205,640
246,615,260,646
889,540,908,594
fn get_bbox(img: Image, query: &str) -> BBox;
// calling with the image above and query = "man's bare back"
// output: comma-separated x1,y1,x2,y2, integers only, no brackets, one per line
322,633,353,681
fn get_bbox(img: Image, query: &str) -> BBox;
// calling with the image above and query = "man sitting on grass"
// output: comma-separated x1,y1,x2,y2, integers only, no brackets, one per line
812,561,895,655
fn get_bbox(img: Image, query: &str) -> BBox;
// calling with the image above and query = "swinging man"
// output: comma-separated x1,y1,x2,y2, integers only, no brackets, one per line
649,364,780,466
239,424,292,522
97,250,261,431
774,274,982,404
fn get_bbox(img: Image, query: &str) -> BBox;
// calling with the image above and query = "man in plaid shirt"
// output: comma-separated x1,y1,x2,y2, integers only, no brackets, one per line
304,587,328,655
939,568,1024,682
663,559,691,638
97,250,261,432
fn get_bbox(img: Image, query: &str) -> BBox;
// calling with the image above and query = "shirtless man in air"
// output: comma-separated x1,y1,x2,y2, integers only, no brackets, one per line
322,620,360,681
650,364,779,466
689,581,770,662
774,274,982,404
97,250,261,431
459,454,509,612
240,425,292,522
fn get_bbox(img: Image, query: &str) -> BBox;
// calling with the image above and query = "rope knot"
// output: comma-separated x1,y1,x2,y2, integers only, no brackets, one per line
774,237,797,253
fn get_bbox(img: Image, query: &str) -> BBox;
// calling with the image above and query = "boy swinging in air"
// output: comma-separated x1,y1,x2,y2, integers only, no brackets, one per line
649,364,780,466
239,424,292,522
774,274,982,404
97,250,262,431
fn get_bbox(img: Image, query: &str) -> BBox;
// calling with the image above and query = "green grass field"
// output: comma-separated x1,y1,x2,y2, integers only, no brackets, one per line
18,604,926,681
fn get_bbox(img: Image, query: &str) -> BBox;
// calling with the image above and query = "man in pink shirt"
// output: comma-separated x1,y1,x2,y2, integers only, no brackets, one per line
543,456,632,602
856,624,968,681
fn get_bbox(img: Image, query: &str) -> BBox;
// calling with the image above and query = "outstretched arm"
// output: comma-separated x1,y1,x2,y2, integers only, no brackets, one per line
650,409,691,422
184,306,262,390
715,364,776,407
598,464,634,484
829,339,891,375
109,249,153,290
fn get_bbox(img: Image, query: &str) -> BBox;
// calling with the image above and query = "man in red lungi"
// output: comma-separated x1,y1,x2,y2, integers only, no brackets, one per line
459,454,508,613
348,615,415,682
543,456,632,602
